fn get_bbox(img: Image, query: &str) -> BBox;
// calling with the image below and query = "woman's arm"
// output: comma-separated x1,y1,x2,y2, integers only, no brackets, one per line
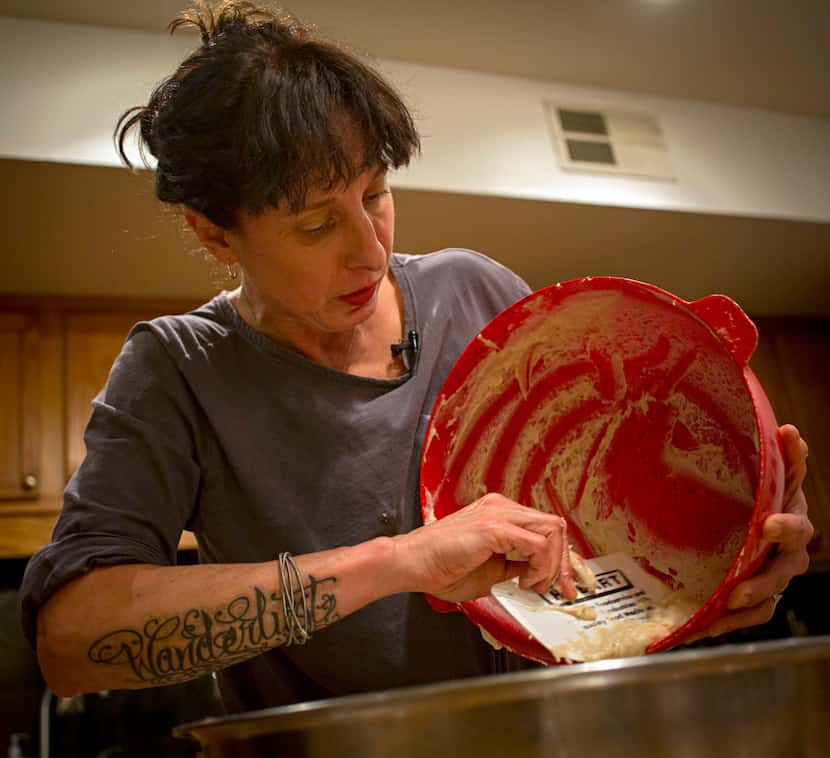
37,493,573,696
38,539,393,696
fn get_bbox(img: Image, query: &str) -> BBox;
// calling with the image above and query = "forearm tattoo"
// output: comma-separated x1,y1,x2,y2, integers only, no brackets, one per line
87,575,337,686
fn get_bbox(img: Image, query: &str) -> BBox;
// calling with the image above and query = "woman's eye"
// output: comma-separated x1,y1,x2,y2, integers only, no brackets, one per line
365,189,390,205
303,218,334,237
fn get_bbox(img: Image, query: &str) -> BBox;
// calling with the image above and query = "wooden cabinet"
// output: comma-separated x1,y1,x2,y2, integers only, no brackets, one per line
64,312,149,480
0,312,40,499
0,297,200,557
0,299,827,567
751,319,830,568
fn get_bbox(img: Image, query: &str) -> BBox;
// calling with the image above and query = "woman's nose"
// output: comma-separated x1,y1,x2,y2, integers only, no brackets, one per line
346,210,387,271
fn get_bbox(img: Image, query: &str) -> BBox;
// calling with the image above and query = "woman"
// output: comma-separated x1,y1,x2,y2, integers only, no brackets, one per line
21,1,812,714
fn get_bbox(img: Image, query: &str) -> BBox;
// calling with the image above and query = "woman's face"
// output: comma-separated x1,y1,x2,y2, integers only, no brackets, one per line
225,164,395,337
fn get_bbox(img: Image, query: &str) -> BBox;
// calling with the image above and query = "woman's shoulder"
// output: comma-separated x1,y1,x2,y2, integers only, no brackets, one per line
96,295,242,420
126,294,234,361
393,248,516,278
392,249,531,302
96,295,235,403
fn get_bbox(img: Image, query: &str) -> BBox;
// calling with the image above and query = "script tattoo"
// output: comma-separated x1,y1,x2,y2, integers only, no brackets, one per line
88,575,337,686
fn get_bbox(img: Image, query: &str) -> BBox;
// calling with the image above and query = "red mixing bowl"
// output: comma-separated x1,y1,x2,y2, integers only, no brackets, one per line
420,276,785,664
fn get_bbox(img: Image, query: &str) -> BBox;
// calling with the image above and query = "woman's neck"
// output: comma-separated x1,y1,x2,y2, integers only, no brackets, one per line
230,273,406,379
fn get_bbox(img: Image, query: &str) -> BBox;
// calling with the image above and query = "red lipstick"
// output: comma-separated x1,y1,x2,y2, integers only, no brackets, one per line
339,281,378,307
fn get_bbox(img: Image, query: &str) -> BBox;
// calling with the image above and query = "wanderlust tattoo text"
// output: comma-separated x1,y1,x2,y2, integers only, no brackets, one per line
87,575,337,685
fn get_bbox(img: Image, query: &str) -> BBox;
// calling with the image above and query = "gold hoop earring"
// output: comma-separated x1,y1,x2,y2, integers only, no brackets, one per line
226,262,238,280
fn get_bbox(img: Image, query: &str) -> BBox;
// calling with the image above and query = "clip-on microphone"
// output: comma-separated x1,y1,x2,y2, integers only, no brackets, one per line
390,329,419,371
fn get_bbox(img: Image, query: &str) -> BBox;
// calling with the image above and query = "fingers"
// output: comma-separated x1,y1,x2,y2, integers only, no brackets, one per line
778,424,808,466
770,425,812,552
783,465,808,509
709,447,813,640
726,549,808,611
513,517,570,596
468,494,574,597
695,596,779,639
778,424,809,505
418,493,583,602
569,549,598,593
526,532,575,598
547,525,571,596
763,510,814,550
552,536,577,600
501,521,562,591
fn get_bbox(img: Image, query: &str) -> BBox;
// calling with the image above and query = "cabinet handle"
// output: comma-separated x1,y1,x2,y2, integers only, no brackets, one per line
22,474,38,491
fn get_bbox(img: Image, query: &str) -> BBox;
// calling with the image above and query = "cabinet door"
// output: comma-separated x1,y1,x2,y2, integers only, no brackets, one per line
0,312,40,499
770,328,830,564
64,312,145,481
752,322,830,565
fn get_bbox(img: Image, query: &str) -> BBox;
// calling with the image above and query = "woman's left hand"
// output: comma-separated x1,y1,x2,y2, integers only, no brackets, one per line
693,424,813,639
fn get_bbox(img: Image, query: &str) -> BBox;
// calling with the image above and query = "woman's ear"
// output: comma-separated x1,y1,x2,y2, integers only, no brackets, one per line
185,209,234,262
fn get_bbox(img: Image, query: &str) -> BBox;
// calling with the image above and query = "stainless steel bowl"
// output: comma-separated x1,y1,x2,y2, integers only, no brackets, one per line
175,636,830,757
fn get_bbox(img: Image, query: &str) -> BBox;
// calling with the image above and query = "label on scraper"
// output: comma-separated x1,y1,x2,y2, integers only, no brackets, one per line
491,553,673,661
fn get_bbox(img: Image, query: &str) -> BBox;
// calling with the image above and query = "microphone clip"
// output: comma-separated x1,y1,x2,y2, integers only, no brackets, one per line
391,329,419,369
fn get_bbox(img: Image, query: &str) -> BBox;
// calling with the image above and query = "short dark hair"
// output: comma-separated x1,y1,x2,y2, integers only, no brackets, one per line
115,0,420,228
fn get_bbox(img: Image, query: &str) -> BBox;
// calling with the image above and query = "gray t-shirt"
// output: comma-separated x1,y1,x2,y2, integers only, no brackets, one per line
21,249,535,711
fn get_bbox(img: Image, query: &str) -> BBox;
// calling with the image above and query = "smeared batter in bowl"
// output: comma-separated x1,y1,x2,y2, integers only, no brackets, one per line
424,286,760,660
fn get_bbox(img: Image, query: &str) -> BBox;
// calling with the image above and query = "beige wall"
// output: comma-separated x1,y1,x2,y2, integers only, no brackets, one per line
3,158,829,316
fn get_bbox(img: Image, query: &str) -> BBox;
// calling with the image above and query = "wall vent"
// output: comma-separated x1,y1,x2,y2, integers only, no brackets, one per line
544,103,675,180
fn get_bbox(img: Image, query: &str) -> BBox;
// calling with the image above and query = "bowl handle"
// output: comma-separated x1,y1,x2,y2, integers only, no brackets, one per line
687,294,758,366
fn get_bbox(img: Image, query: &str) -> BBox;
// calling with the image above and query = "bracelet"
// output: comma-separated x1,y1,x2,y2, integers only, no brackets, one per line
277,552,314,645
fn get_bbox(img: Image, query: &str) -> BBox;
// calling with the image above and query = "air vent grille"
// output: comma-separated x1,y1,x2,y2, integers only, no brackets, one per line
545,103,675,180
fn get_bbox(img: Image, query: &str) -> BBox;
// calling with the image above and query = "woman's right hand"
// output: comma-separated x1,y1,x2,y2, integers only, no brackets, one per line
393,493,576,603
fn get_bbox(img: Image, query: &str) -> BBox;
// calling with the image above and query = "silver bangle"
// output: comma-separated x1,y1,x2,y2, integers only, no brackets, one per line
277,552,313,645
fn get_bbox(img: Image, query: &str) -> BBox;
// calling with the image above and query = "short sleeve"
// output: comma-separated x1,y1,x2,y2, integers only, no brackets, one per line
19,328,201,644
413,248,532,319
